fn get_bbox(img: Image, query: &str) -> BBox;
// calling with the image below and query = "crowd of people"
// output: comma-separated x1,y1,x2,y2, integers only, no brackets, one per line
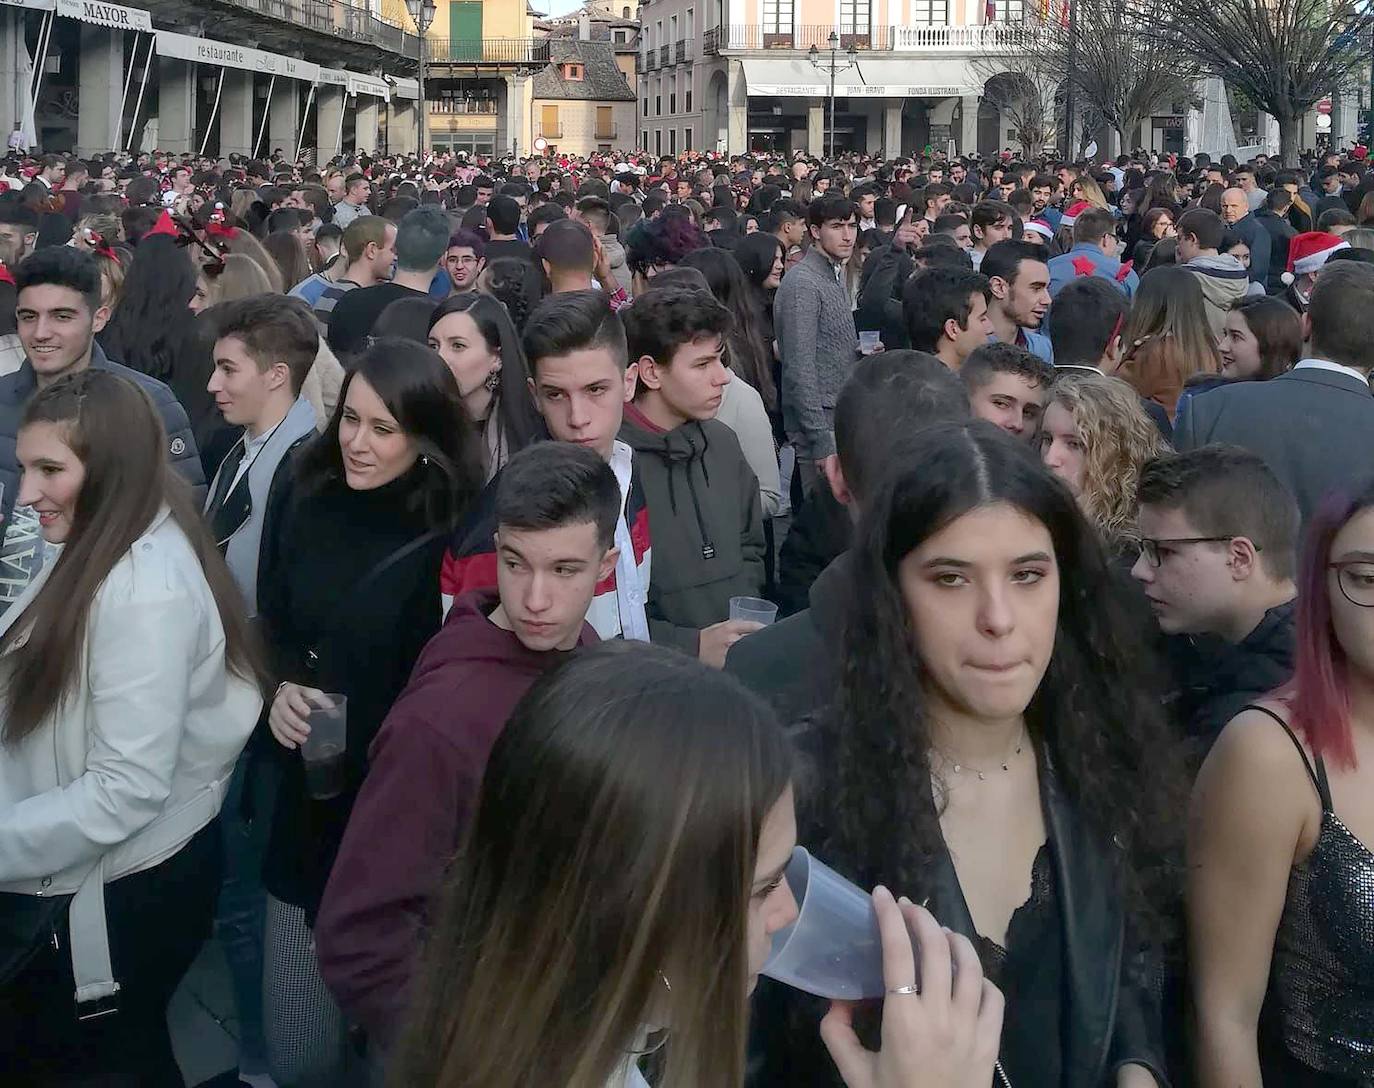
0,138,1372,1088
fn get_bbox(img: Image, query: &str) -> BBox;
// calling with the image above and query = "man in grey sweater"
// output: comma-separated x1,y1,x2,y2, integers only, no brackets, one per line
773,193,861,494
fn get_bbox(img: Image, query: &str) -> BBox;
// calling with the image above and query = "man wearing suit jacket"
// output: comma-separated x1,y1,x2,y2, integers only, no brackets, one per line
205,294,320,618
1175,260,1374,521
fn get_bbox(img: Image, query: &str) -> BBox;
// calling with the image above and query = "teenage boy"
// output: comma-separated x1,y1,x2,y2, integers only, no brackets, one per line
312,215,396,330
440,290,759,665
901,264,993,371
961,341,1053,441
0,247,202,614
205,295,320,615
981,239,1053,362
1175,208,1250,337
619,286,766,653
443,228,485,295
773,193,860,493
316,442,611,1049
1131,446,1299,747
969,200,1016,271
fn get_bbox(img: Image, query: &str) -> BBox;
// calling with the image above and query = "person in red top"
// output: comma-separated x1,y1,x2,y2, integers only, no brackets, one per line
314,440,616,1050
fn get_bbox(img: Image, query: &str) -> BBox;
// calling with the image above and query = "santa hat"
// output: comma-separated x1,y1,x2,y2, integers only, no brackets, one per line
1282,231,1349,285
1060,200,1092,228
1023,218,1054,241
144,210,180,240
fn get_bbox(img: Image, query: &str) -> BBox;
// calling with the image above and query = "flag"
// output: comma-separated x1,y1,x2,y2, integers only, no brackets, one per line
986,0,996,20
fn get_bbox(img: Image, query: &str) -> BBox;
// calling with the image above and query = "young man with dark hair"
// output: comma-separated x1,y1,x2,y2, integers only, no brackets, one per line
526,200,567,241
981,239,1052,362
767,197,805,250
331,172,371,228
205,295,321,614
961,341,1054,441
536,218,628,307
919,181,951,225
316,441,611,1048
619,286,766,655
1176,207,1250,337
0,203,38,266
1029,173,1059,228
901,264,993,370
1177,260,1374,520
444,227,486,295
727,350,970,720
0,247,202,614
969,199,1016,270
1131,446,1299,746
1047,206,1138,298
328,206,450,353
931,212,972,249
773,193,860,493
483,194,532,262
1048,276,1130,375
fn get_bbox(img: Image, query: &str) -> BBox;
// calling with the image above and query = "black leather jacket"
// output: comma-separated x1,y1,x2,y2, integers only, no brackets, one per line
748,722,1169,1087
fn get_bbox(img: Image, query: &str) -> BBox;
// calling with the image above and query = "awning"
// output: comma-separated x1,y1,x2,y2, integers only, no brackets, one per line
155,30,320,82
57,0,151,32
740,56,978,99
391,76,420,100
0,0,57,12
348,72,390,100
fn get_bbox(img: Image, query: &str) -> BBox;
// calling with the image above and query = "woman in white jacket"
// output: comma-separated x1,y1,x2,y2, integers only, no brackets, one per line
0,370,263,1084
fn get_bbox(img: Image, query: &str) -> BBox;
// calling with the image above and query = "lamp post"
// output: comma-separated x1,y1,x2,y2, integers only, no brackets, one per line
808,31,858,159
405,0,437,155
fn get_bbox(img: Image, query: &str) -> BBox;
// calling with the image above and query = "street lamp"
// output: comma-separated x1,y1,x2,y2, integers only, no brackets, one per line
405,0,437,155
808,32,859,159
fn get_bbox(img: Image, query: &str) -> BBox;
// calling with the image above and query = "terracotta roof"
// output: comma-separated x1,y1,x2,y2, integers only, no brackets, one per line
531,38,635,101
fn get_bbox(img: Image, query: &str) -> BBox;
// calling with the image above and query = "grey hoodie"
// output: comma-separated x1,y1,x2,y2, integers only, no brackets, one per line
600,233,633,294
1183,254,1251,337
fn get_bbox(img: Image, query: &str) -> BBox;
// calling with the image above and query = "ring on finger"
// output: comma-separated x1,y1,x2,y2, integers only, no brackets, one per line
887,984,920,995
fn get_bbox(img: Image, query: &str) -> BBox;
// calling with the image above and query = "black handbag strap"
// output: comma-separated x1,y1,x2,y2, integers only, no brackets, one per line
304,526,449,674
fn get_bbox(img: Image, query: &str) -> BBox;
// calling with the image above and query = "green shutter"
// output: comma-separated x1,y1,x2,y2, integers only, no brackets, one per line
450,2,482,61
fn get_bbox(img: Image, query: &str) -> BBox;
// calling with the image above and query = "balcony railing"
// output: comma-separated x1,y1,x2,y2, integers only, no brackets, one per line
674,38,687,62
429,98,499,114
658,43,669,64
538,123,564,138
426,38,553,64
642,49,656,69
216,0,419,55
595,122,618,139
704,23,1038,51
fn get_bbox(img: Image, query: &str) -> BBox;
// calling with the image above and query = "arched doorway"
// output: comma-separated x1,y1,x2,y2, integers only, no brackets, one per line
705,68,727,153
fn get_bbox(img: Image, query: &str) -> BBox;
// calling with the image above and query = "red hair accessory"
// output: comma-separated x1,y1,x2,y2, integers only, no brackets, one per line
83,227,121,266
0,261,15,287
205,220,239,240
146,210,180,239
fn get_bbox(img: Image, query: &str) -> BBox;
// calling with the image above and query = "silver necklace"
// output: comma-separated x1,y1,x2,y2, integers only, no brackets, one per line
932,728,1028,782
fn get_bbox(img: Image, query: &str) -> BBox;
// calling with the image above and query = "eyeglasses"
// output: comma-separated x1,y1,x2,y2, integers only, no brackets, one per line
1137,536,1256,568
1328,561,1374,607
447,254,480,266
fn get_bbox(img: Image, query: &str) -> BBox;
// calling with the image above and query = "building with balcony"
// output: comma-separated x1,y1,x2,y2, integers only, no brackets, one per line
639,0,1051,157
0,0,424,159
530,36,635,156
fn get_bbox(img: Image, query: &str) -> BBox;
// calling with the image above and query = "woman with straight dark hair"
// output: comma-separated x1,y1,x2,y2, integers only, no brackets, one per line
0,370,263,1083
1191,481,1374,1086
393,641,1004,1088
678,246,777,412
426,292,544,478
479,256,543,333
1217,295,1302,381
99,232,200,385
256,339,485,1085
757,421,1184,1087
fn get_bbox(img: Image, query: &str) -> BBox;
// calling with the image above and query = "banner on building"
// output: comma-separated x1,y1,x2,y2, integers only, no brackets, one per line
57,0,151,31
154,30,321,83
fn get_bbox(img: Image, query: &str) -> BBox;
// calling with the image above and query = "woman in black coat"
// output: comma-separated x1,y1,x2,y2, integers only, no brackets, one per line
256,338,483,1085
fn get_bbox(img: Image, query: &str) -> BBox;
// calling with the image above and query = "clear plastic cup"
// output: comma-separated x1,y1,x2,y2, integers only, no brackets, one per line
729,596,778,625
301,693,348,800
761,846,885,1000
858,330,881,355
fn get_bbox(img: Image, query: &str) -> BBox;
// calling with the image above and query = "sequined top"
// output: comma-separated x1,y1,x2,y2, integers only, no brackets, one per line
1260,707,1374,1082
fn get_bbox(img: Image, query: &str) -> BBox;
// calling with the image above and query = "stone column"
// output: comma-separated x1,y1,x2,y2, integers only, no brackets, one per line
959,94,979,156
502,72,528,157
0,10,23,147
157,57,196,153
76,24,124,156
218,68,254,158
267,79,300,160
883,102,902,158
807,102,824,156
355,95,380,154
388,98,416,155
726,58,746,154
317,85,345,161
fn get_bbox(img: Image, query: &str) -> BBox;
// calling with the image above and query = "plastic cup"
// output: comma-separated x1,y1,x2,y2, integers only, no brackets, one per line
301,693,348,800
761,846,885,1000
729,596,778,625
858,330,881,355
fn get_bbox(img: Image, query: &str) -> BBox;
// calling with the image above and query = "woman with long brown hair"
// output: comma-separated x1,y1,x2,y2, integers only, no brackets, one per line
0,370,263,1083
393,641,1004,1088
1118,265,1223,419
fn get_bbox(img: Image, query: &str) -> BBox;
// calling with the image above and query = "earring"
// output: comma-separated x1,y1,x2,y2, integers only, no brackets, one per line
484,370,502,393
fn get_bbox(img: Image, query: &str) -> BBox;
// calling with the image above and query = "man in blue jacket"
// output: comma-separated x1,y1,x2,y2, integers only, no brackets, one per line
0,247,202,616
1047,207,1139,300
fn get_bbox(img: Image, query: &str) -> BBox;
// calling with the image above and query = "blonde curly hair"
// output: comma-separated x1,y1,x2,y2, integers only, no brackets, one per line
1047,374,1169,545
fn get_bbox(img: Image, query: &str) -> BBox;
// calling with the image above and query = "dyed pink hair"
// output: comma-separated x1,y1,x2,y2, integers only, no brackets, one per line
1284,485,1374,770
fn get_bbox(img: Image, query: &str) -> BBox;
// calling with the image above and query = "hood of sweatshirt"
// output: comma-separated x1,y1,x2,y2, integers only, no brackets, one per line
1184,253,1250,297
620,403,725,559
423,588,596,683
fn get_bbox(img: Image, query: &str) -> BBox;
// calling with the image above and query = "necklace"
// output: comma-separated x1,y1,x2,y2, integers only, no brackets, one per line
932,727,1028,781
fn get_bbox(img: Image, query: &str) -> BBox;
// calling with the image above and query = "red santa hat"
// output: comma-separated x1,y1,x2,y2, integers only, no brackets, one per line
1059,200,1093,228
1023,217,1054,241
1282,231,1349,285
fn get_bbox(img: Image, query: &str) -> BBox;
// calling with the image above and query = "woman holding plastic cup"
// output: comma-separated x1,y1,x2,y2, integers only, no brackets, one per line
257,339,484,1085
757,421,1187,1087
392,641,1002,1088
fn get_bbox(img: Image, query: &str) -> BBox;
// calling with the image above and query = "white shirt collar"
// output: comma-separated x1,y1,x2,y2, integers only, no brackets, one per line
1293,357,1371,385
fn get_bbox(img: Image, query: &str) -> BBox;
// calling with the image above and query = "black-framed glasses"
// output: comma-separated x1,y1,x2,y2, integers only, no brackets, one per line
1137,536,1256,568
1328,561,1374,607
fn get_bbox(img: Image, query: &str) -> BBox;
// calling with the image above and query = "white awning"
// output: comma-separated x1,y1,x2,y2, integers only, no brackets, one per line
57,0,151,32
348,72,390,100
740,56,978,98
0,0,56,12
391,76,420,100
155,30,320,82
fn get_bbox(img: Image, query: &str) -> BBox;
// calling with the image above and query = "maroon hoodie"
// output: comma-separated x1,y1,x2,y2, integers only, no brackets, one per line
315,588,596,1046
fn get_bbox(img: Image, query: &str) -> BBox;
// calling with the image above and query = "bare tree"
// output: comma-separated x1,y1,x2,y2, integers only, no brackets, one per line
1135,0,1374,164
970,53,1060,158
